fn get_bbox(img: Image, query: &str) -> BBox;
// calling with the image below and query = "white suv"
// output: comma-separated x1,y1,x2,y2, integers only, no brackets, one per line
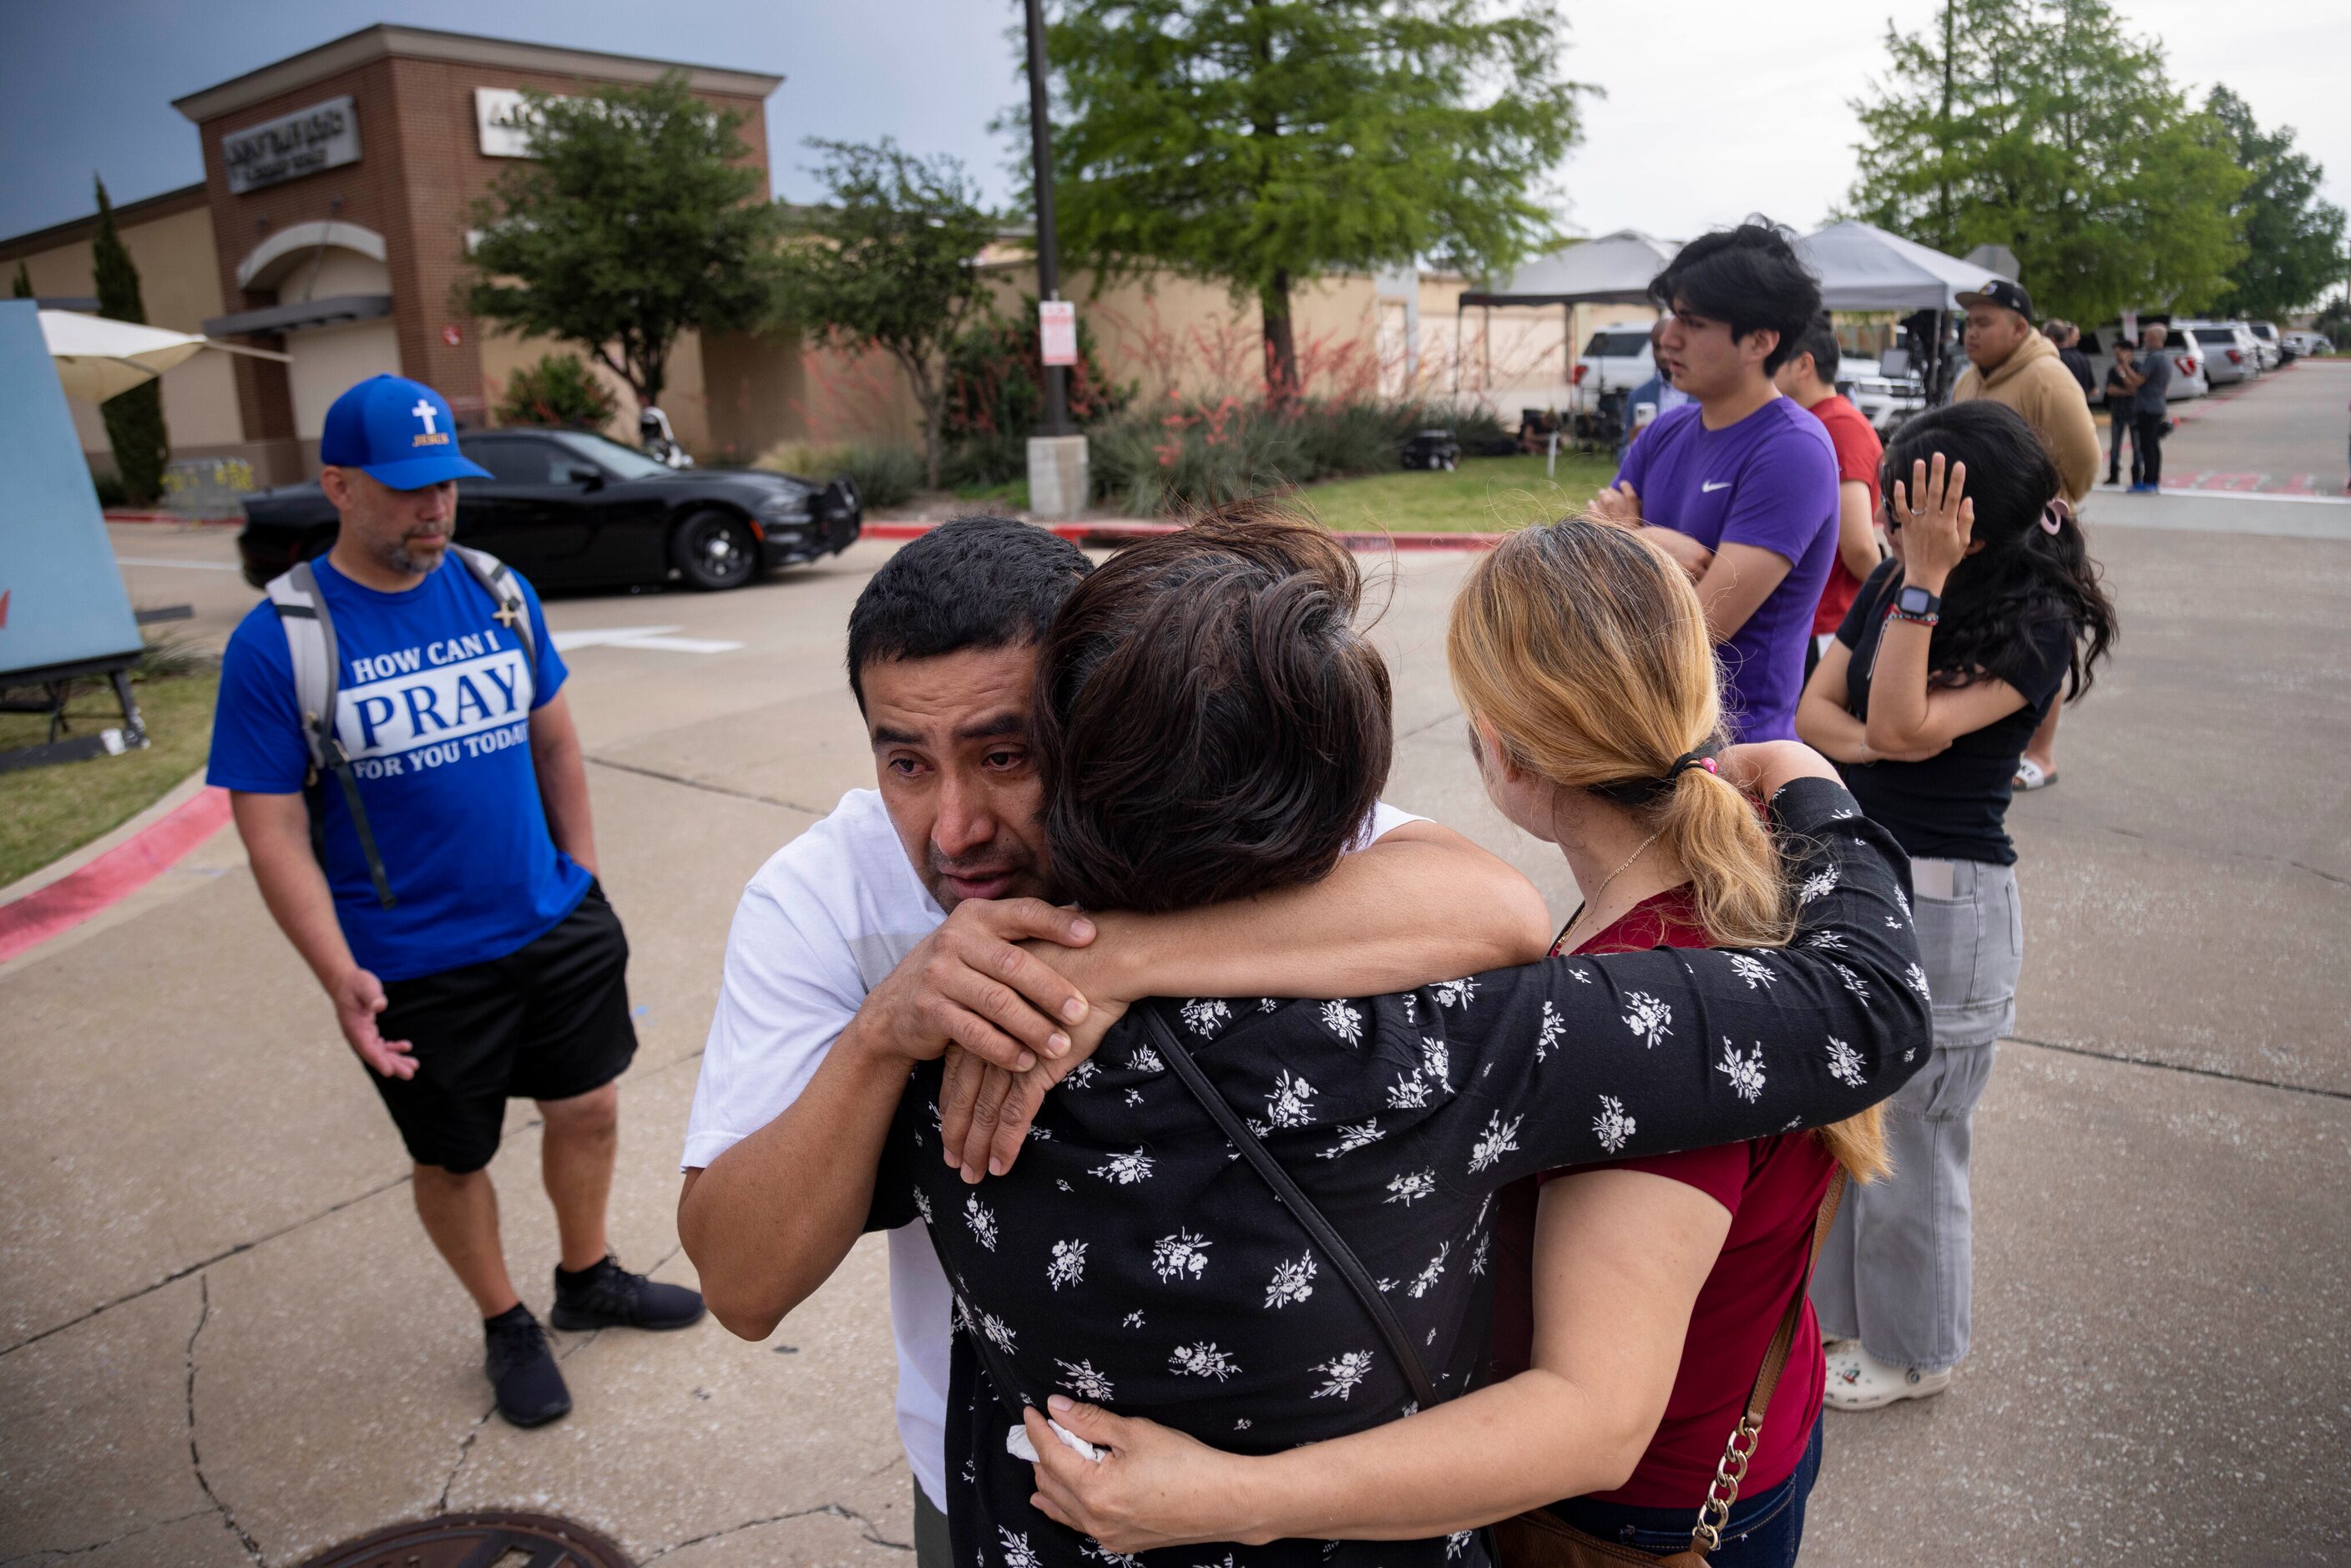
1570,328,1657,412
1838,352,1927,436
2081,325,2209,400
2177,321,2263,386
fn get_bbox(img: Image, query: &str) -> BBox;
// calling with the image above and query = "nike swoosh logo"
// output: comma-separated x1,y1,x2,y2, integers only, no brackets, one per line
1701,480,1732,492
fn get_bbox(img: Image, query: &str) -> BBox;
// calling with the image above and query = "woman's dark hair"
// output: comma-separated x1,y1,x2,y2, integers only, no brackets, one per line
845,513,1093,711
1648,220,1821,374
1882,402,2118,701
1034,499,1392,913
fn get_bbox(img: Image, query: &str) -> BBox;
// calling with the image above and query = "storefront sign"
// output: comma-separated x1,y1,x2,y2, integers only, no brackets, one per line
223,96,361,195
477,88,550,158
1039,301,1077,367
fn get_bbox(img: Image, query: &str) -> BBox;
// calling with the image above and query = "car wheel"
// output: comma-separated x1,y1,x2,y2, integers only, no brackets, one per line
1443,453,1459,472
671,510,756,591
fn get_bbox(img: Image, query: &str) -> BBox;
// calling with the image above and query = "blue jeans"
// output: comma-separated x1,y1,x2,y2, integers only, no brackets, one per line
1546,1412,1823,1565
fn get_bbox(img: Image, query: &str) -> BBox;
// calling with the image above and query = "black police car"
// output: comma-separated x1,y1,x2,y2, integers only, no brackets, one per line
235,428,861,592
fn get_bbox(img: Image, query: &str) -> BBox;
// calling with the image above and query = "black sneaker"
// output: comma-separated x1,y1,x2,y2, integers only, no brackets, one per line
483,1305,572,1428
550,1255,707,1333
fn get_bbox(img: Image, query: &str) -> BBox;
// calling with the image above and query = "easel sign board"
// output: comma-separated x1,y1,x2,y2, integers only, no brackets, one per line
0,300,144,684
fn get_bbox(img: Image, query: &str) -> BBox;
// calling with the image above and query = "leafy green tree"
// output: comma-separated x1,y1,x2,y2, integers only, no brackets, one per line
1035,0,1585,399
464,73,781,409
91,177,169,505
10,262,32,298
493,353,620,430
2202,87,2347,321
1846,0,2247,324
2314,295,2351,345
776,139,999,489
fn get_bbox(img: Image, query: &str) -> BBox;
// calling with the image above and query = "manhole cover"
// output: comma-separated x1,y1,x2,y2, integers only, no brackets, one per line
298,1511,631,1568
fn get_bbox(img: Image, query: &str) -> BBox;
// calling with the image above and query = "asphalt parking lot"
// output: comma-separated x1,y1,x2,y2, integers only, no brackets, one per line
4,387,2348,1563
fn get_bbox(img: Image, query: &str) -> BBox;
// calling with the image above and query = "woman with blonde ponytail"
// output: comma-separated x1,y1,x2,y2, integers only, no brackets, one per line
1454,517,1882,1561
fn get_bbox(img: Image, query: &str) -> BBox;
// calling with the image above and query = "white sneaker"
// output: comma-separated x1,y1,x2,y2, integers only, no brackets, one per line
1822,1343,1954,1410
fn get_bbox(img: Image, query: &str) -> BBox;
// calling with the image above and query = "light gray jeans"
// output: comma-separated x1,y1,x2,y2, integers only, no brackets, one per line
1812,857,2022,1372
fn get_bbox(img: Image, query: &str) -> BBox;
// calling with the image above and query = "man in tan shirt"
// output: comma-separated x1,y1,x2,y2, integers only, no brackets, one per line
1949,277,2099,789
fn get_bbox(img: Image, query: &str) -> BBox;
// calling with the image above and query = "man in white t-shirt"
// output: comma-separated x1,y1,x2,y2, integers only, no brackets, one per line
676,517,1550,1565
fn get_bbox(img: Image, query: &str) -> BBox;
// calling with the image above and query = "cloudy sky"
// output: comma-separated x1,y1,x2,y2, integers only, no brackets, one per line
4,0,2344,270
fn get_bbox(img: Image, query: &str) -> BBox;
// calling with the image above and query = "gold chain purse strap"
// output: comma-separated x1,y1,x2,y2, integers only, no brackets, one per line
1688,1169,1847,1554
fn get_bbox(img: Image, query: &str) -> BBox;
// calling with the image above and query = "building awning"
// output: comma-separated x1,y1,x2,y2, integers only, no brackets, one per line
202,293,392,338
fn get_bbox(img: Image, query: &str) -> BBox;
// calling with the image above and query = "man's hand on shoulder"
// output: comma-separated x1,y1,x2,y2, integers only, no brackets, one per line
858,899,1097,1075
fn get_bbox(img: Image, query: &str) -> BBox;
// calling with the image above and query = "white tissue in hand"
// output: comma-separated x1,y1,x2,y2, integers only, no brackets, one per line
1005,1419,1105,1463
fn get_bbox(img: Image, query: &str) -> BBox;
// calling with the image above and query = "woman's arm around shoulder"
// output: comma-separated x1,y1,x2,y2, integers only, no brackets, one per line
1024,1167,1731,1552
1432,751,1932,1180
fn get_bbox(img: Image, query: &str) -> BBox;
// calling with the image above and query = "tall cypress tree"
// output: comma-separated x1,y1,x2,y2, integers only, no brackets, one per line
10,262,32,299
90,176,170,504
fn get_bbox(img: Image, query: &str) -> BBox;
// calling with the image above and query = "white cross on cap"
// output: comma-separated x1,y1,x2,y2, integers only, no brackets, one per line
412,398,439,435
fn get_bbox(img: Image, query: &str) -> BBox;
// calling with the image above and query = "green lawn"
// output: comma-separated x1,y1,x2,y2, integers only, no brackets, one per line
0,670,220,888
1298,452,1620,534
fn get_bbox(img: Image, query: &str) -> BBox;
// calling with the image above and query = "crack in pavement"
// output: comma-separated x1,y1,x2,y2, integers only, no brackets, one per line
186,1276,265,1566
2091,821,2351,890
2009,1034,2351,1103
2,1172,416,1359
0,1508,216,1566
637,1501,913,1560
434,1404,497,1515
585,756,827,817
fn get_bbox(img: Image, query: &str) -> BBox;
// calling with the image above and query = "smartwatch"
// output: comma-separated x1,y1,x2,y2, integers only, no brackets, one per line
1888,584,1941,627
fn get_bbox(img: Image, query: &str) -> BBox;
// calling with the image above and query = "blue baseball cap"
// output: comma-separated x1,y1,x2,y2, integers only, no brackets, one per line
319,375,492,488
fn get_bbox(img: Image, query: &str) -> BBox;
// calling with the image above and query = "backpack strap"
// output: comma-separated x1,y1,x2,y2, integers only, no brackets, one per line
450,544,537,681
265,560,397,911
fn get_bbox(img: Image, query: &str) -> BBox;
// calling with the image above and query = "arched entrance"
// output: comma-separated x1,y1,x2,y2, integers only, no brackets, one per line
231,221,401,443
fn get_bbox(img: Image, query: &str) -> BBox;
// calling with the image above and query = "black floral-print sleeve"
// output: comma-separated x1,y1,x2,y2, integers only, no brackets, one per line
1428,776,1929,1186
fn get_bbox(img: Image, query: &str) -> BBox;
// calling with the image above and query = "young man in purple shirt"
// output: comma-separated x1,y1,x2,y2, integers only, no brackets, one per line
1591,223,1838,741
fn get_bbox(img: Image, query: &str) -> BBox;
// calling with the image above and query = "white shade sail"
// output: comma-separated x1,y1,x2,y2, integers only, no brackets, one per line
37,309,286,402
1797,221,2017,313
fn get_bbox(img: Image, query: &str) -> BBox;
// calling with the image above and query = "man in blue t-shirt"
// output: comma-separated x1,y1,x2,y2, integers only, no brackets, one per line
1590,223,1839,741
209,375,701,1429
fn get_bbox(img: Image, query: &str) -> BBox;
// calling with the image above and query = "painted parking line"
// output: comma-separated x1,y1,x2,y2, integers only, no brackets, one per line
549,625,746,655
114,556,243,571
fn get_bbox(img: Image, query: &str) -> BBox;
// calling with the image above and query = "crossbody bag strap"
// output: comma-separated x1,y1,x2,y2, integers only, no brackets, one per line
1140,1006,1443,1413
1689,1167,1847,1555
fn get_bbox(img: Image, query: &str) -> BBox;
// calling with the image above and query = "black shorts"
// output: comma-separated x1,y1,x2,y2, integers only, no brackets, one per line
371,883,636,1173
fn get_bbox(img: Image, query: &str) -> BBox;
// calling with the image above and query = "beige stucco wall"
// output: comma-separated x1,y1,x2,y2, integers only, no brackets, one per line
13,204,247,459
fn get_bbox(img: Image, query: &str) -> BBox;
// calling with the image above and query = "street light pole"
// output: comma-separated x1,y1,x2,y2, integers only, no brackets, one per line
1024,0,1070,438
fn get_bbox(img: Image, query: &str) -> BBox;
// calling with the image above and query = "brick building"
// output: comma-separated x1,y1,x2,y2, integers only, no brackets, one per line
0,25,781,485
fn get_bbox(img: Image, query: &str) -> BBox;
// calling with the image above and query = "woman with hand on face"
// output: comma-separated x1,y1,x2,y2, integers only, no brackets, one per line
979,518,1902,1568
1792,401,2116,1410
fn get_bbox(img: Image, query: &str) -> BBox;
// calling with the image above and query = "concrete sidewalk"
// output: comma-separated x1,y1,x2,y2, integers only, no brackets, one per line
3,523,2345,1565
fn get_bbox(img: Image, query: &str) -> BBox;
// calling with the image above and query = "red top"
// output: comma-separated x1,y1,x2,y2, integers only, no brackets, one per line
1488,886,1833,1509
1802,393,1884,636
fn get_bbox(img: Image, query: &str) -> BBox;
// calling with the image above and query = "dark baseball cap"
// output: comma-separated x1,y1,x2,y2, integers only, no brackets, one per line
319,375,492,489
1955,278,2035,321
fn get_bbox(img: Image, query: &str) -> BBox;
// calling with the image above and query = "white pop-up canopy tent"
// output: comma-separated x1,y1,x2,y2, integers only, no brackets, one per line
37,309,285,402
1453,230,1681,397
1795,220,2015,311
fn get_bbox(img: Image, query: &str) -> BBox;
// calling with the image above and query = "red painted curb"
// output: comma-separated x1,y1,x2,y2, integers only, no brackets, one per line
863,519,1503,551
0,786,235,963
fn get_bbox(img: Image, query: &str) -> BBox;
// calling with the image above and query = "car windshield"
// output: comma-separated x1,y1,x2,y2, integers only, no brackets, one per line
2192,328,2235,345
1585,331,1652,357
546,429,675,480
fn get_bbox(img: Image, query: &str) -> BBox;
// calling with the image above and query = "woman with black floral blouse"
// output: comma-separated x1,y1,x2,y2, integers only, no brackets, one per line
869,511,1930,1568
